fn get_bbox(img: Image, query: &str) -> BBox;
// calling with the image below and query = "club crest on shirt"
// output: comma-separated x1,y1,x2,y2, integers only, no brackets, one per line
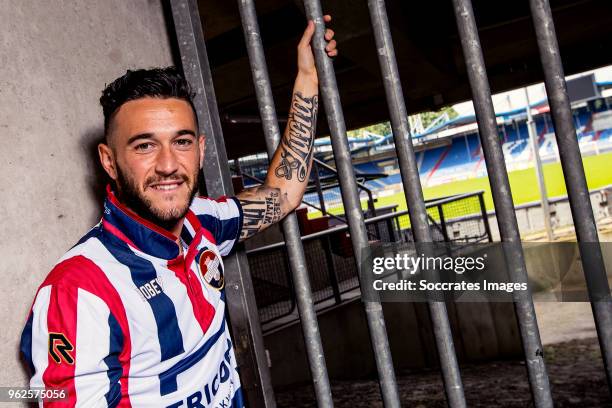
198,249,224,290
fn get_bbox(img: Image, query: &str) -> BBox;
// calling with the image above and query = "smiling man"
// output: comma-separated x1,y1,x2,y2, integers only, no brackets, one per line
20,17,337,407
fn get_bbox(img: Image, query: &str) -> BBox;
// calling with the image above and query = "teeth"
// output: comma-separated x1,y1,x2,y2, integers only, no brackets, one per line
153,184,179,190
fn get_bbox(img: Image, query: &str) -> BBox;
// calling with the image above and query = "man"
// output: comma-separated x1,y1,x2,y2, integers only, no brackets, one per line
20,16,337,407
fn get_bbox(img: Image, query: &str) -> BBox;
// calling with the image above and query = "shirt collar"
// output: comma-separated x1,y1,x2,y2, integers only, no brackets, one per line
102,185,181,260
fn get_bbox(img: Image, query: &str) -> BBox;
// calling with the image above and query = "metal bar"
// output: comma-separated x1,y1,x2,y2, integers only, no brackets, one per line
324,236,343,305
237,1,334,406
425,190,486,206
438,205,450,243
235,167,347,224
367,190,382,239
367,1,466,405
478,193,493,243
235,165,385,241
386,218,397,242
393,209,401,237
234,158,243,178
529,0,612,389
314,158,373,192
365,188,377,218
363,188,381,239
168,1,274,406
451,0,553,406
313,162,327,214
248,192,488,254
302,200,348,225
282,248,298,317
524,87,554,241
301,1,401,406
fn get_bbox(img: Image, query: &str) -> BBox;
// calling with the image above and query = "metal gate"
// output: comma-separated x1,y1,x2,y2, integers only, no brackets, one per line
168,0,611,406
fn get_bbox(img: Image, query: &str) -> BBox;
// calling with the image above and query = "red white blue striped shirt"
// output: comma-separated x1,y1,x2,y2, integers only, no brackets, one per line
20,187,245,407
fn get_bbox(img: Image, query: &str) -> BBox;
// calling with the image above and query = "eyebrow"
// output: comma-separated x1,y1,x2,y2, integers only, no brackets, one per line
126,129,197,145
176,129,197,137
127,133,154,145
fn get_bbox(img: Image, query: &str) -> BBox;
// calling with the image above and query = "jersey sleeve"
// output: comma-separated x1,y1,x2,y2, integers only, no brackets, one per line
186,196,243,256
20,282,124,407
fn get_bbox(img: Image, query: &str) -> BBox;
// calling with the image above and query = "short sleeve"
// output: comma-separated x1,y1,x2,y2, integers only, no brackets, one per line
186,196,243,256
21,283,123,407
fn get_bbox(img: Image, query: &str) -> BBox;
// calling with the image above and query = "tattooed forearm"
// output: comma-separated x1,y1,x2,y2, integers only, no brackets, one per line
236,91,317,240
274,92,318,182
238,187,283,241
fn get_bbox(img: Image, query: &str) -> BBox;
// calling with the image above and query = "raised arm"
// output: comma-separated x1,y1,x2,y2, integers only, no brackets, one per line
237,16,337,242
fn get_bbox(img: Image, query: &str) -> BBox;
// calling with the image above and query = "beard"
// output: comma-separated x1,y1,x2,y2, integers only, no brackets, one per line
115,165,199,233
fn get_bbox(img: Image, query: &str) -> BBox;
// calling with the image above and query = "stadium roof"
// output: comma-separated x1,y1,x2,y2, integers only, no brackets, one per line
197,0,612,159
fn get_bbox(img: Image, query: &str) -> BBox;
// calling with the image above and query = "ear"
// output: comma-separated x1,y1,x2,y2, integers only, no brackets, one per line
98,143,118,181
198,134,206,167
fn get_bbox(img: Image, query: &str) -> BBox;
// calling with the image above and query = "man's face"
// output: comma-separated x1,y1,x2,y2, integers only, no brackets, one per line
98,97,204,233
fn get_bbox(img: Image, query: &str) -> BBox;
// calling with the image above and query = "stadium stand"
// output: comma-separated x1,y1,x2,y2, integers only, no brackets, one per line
235,91,612,210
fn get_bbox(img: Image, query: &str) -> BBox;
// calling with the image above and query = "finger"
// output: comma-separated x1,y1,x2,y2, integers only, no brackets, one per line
298,20,315,49
325,28,335,41
328,49,338,58
325,39,337,52
323,15,332,23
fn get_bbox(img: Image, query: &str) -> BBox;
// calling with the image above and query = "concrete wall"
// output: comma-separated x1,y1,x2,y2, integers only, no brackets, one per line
264,299,522,387
0,0,173,398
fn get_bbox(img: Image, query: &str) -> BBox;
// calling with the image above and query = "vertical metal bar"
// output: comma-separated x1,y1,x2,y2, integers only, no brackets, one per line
363,188,380,239
281,248,298,316
324,236,343,305
234,158,243,178
313,162,327,214
524,88,554,241
237,1,334,406
168,1,275,406
393,208,402,238
438,205,450,242
365,189,377,218
451,1,553,406
301,1,402,406
386,218,397,242
366,1,466,406
529,0,612,389
478,193,493,242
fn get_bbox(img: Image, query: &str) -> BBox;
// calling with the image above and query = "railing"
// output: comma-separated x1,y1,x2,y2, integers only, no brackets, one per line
311,158,378,219
248,191,491,324
233,157,379,225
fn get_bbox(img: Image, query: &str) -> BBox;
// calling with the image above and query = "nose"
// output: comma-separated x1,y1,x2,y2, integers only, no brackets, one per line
155,144,179,176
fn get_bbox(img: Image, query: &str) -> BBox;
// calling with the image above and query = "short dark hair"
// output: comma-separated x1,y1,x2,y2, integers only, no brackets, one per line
100,66,198,138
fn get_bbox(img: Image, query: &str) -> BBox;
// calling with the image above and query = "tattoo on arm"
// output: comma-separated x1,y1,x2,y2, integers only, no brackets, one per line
274,92,318,182
237,92,317,241
239,187,283,241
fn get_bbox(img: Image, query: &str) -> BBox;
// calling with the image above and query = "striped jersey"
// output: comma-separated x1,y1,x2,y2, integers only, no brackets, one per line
20,187,245,407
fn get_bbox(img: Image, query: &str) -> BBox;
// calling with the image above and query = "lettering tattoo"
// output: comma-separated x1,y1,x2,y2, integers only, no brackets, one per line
274,92,318,182
238,187,283,241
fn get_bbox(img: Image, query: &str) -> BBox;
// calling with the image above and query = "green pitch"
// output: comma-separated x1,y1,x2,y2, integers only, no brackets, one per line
309,151,612,217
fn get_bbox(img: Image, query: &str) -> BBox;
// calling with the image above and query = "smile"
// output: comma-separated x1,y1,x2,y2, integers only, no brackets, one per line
150,181,184,191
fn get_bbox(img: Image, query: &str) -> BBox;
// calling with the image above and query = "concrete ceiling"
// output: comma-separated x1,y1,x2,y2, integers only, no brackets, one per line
197,0,612,159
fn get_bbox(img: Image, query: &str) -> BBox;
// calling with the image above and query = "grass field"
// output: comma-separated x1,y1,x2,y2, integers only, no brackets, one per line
309,151,612,217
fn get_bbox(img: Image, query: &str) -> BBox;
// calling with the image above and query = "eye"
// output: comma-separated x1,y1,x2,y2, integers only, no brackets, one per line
175,138,194,148
134,142,154,152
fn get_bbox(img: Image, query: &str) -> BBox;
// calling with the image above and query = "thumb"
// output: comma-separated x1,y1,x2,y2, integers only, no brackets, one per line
298,20,316,49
